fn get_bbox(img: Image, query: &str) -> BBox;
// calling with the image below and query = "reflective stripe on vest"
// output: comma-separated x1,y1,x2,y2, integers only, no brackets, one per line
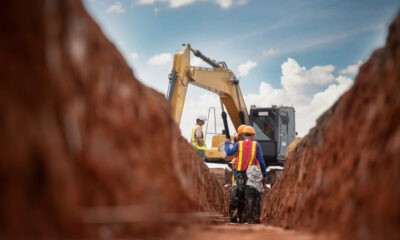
237,140,257,171
191,124,206,150
248,141,257,165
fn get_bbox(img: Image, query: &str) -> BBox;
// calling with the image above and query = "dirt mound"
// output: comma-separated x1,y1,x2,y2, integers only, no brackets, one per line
263,13,400,240
0,0,226,238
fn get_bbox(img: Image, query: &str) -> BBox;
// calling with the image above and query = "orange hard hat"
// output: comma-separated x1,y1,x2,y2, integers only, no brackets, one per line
237,125,246,135
243,126,255,135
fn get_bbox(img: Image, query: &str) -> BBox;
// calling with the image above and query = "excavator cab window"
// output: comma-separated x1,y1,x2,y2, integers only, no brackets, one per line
249,108,278,162
251,110,277,141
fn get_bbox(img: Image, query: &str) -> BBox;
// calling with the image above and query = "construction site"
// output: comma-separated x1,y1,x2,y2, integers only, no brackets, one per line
0,1,399,239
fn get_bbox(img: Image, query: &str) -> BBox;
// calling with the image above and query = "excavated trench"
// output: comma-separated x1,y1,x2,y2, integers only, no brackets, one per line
0,1,399,239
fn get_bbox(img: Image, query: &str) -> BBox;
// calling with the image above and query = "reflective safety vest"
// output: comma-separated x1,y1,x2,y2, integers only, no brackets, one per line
191,124,206,150
236,139,259,171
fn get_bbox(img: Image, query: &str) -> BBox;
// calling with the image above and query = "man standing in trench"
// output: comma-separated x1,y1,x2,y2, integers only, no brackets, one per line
228,124,247,222
191,115,208,161
224,126,267,223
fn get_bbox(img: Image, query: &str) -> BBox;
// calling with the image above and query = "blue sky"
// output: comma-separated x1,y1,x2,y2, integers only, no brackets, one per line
83,0,399,140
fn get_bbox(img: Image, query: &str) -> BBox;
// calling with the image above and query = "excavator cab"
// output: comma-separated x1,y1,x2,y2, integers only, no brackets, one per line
249,105,296,185
249,105,296,165
250,108,277,158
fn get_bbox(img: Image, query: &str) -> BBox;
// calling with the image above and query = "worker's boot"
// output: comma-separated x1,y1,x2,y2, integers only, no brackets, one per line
237,195,246,223
229,185,239,222
230,210,239,223
229,205,239,223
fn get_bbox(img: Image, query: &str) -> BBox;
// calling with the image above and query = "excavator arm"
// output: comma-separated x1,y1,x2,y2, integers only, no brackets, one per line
167,44,249,133
167,44,190,126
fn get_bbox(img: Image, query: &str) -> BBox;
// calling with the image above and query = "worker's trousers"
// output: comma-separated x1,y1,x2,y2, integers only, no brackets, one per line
229,171,247,222
244,185,261,223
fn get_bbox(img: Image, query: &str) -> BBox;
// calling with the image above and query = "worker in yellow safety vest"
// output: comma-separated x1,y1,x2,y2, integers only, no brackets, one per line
191,115,207,160
225,126,267,224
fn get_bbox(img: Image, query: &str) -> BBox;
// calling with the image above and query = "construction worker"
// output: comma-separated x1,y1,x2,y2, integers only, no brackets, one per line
224,126,267,224
191,115,207,160
230,124,246,173
230,124,247,178
228,124,247,222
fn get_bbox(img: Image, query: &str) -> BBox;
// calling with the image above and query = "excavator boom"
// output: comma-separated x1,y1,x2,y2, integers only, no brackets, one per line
167,44,249,131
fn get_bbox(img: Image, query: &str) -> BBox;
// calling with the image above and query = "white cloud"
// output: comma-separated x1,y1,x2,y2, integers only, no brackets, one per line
245,82,290,107
134,0,247,8
147,53,173,67
245,59,354,136
169,0,196,7
339,60,363,75
215,0,233,8
262,48,279,57
309,75,353,117
238,60,257,78
107,1,126,13
281,58,335,99
135,0,156,4
135,0,196,8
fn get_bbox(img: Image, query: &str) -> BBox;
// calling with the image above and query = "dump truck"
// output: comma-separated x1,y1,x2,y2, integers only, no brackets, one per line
167,44,296,184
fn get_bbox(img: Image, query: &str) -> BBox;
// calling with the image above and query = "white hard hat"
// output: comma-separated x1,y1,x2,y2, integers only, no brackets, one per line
197,115,207,121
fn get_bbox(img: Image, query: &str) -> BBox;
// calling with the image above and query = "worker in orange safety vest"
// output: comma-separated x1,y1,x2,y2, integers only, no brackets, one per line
224,126,267,223
228,124,246,222
230,124,246,184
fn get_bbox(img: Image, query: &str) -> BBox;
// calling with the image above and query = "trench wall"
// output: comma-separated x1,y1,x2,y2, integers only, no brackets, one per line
263,13,400,240
0,1,226,238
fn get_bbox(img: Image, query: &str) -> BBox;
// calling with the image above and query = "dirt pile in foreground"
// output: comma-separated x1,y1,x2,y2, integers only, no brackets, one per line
0,1,226,238
263,14,400,240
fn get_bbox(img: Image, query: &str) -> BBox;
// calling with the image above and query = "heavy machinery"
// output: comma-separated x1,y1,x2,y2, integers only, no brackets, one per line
167,44,296,183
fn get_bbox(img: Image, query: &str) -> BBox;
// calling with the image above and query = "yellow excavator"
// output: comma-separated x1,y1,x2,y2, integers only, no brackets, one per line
167,43,248,161
167,44,296,183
